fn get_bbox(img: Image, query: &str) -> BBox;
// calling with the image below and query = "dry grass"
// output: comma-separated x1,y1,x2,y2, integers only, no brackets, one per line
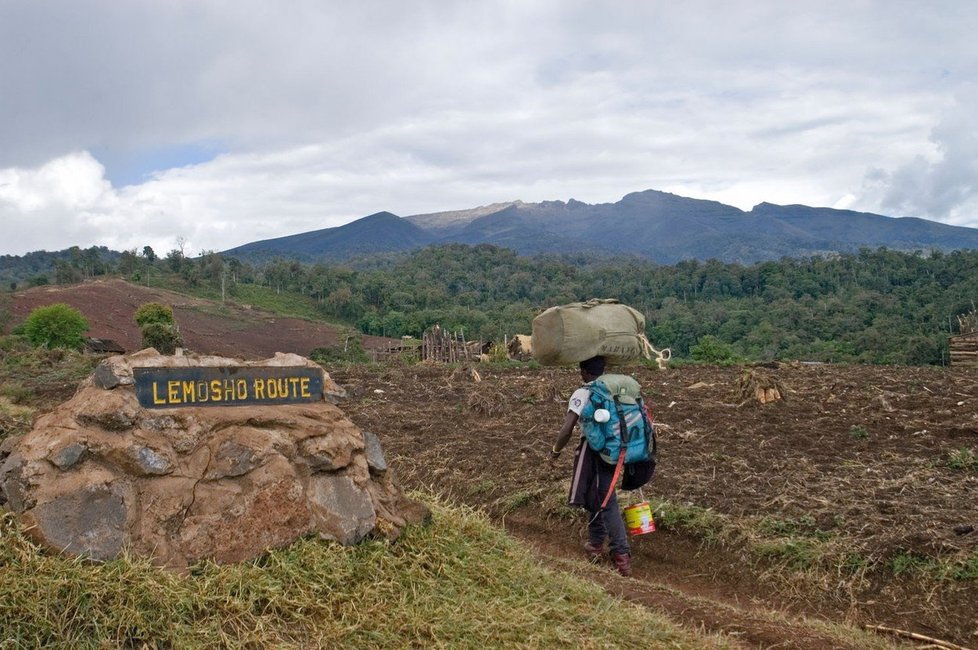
465,388,501,416
0,497,719,650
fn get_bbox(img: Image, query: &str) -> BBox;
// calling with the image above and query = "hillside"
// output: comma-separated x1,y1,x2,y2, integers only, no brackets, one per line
224,211,435,263
222,189,978,264
3,280,975,647
5,279,394,359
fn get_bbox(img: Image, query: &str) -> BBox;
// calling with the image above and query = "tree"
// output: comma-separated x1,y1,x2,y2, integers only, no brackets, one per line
118,249,140,277
142,246,157,262
54,260,82,284
165,249,186,273
23,303,89,349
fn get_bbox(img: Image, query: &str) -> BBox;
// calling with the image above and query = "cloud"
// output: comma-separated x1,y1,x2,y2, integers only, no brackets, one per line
0,152,118,252
2,2,978,256
874,84,978,225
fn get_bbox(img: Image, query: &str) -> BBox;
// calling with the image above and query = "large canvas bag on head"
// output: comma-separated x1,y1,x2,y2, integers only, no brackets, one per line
531,299,647,366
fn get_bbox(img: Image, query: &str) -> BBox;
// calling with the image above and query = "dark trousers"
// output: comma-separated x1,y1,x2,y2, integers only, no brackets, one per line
569,441,630,556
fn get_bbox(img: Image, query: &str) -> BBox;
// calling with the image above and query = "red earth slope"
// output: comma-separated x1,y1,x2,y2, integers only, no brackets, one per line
6,278,393,359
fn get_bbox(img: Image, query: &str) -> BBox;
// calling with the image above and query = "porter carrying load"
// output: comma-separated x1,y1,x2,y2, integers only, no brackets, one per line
531,299,670,367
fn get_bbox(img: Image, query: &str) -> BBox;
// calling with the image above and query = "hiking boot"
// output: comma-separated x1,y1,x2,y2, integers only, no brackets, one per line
611,552,632,577
583,541,604,563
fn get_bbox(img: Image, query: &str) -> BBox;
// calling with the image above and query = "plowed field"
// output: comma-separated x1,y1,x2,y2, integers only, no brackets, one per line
333,362,978,649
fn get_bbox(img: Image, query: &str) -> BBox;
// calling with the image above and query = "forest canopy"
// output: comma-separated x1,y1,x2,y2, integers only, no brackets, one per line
4,243,977,365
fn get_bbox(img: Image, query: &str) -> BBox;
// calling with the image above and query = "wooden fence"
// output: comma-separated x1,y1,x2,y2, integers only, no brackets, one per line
421,325,484,363
370,338,421,363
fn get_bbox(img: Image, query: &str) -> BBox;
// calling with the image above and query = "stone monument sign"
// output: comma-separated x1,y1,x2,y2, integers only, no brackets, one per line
0,348,428,570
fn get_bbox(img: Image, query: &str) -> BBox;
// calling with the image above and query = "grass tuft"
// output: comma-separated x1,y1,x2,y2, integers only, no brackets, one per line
648,499,728,544
946,447,978,471
0,496,710,649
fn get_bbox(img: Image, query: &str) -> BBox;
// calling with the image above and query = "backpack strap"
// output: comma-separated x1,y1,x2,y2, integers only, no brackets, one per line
598,396,629,511
614,396,631,447
639,397,656,459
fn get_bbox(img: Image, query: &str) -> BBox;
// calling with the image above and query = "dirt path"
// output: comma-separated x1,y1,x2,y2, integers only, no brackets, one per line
503,511,884,650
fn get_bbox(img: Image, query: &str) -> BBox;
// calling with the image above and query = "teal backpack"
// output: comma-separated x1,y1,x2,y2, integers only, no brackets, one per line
579,374,656,468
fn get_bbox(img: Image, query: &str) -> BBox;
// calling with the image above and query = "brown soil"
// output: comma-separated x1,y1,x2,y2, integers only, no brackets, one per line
5,278,393,358
8,280,978,648
333,363,978,649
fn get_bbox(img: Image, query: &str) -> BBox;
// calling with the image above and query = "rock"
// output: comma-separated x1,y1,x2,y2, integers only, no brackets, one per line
0,433,23,458
308,474,377,545
23,483,130,561
0,350,424,569
120,444,174,476
75,390,140,431
298,427,362,472
0,453,30,510
48,442,88,470
209,440,262,479
363,431,388,473
93,363,122,390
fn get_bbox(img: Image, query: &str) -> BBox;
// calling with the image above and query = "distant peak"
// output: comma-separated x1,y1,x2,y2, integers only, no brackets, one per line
362,211,402,221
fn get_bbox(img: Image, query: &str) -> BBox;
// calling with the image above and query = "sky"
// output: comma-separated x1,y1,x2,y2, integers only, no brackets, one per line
1,1,977,257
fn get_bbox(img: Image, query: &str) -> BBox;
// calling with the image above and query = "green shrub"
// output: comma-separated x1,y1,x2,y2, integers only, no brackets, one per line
134,302,175,327
690,335,743,365
141,322,183,355
134,303,180,354
310,331,370,365
22,304,89,350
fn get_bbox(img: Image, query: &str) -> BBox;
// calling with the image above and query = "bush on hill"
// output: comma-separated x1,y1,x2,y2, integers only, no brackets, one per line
134,302,175,327
21,304,89,350
134,302,182,354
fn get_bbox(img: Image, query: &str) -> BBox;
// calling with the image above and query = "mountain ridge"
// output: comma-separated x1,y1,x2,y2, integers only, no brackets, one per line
223,189,978,264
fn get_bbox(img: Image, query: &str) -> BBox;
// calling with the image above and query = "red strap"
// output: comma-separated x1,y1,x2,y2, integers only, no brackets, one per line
600,448,626,510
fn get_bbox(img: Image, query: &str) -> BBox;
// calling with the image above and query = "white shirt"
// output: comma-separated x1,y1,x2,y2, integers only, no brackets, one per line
567,387,591,416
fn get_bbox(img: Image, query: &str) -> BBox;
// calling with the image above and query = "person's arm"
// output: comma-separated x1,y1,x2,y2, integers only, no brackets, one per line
550,410,579,459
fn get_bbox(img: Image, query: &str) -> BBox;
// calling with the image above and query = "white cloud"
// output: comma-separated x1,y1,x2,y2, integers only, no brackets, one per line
873,84,978,224
0,152,111,212
0,153,119,253
2,1,978,256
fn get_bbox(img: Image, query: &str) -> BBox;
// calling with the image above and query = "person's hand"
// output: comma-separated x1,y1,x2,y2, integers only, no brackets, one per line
548,447,561,468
